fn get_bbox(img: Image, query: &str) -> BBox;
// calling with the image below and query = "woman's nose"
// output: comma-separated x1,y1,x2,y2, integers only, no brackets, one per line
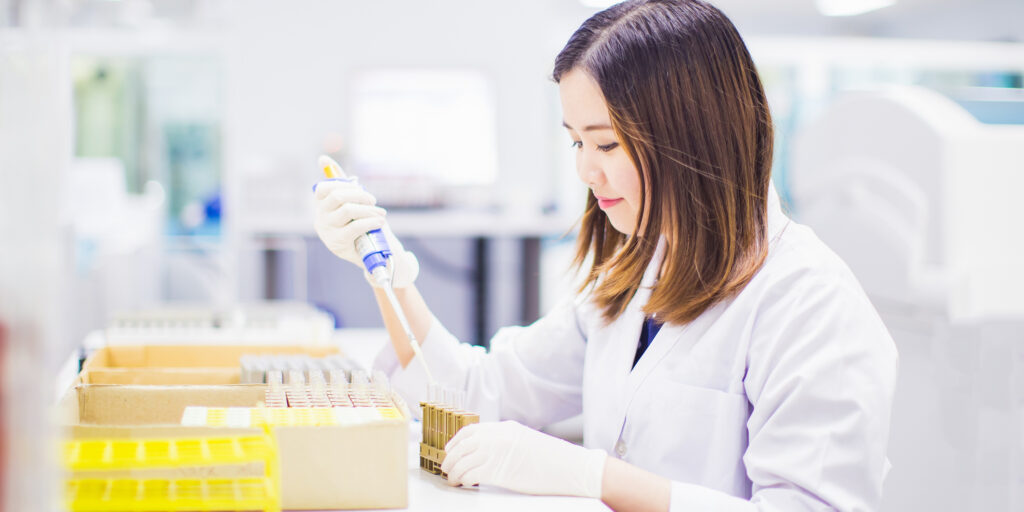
577,155,603,187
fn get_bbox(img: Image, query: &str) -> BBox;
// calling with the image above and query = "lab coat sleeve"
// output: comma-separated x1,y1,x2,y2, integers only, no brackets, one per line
373,295,589,427
669,270,898,512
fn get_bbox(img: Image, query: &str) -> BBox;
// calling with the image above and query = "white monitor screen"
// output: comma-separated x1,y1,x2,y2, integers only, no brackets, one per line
349,69,498,187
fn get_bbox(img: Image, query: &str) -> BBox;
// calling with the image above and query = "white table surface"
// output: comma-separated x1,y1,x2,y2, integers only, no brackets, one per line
332,329,610,512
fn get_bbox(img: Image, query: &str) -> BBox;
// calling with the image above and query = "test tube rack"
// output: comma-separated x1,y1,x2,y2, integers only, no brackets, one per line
182,405,404,428
240,353,360,384
181,368,406,429
419,387,478,479
63,434,280,512
263,368,395,409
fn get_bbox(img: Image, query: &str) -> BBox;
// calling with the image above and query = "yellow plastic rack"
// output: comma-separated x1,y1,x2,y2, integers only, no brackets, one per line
66,477,276,512
63,435,279,512
65,435,275,471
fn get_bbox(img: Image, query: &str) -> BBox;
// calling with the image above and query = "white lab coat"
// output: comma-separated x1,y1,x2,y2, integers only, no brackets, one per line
375,189,898,511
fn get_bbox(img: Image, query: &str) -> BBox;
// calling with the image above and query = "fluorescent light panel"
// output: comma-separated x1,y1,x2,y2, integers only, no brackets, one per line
816,0,896,16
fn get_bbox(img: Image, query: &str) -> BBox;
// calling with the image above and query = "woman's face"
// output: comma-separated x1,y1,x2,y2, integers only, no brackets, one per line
559,68,642,235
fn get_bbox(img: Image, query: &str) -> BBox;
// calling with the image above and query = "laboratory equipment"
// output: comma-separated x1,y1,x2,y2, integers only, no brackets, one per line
65,350,410,510
318,155,435,384
98,302,335,347
240,353,360,384
185,369,406,428
260,367,401,412
181,405,404,428
419,384,477,479
63,434,280,512
789,85,1024,320
789,85,1024,511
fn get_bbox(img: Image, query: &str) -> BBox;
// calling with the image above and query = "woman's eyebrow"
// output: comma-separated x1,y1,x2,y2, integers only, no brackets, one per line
562,121,613,132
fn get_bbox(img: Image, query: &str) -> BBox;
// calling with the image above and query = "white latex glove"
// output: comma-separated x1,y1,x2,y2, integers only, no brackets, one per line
313,179,419,288
442,420,607,499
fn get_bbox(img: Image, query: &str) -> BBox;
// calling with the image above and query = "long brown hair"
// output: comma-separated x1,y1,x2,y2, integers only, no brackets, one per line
553,0,774,326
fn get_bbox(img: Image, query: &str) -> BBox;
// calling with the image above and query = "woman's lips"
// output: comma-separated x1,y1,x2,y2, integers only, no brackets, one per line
596,197,623,209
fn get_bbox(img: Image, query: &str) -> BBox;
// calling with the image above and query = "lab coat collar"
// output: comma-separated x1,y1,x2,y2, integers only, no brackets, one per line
766,179,790,242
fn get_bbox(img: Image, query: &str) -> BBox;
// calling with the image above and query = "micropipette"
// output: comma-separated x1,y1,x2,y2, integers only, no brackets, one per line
319,155,436,385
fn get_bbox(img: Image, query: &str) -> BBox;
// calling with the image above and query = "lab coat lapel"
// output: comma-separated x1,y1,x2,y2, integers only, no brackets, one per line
766,180,790,242
616,238,730,431
603,239,664,436
626,322,685,390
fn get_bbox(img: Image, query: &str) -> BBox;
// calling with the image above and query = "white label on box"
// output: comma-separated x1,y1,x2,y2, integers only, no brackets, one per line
332,407,384,425
226,407,252,428
181,406,207,426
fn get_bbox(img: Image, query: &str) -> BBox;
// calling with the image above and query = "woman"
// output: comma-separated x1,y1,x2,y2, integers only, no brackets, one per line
313,1,897,510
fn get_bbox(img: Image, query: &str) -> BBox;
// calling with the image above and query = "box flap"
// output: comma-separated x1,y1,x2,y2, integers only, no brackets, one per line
76,385,266,425
80,368,241,385
82,345,341,370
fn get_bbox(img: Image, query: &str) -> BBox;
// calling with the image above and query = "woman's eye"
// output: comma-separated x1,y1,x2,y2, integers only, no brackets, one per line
569,140,618,152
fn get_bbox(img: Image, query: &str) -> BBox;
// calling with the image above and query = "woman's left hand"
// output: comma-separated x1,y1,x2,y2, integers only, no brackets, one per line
441,420,607,499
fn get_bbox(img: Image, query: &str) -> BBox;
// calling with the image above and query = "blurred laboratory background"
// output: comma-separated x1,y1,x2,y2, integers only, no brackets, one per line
1,0,1023,510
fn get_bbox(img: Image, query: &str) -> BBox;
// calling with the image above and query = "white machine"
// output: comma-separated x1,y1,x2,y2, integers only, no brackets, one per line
789,86,1024,511
790,85,1024,321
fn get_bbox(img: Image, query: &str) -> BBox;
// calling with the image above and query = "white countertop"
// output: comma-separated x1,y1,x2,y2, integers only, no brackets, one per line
394,442,610,512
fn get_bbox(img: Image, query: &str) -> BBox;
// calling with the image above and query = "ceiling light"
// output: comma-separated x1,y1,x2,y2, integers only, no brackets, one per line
815,0,896,16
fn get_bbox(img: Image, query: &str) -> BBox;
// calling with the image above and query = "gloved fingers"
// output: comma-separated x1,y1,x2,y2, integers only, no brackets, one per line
315,181,377,211
445,450,489,487
441,424,483,476
323,203,387,228
443,422,480,456
388,251,419,289
381,223,403,249
333,217,386,241
316,189,378,217
312,177,355,196
454,465,485,488
364,251,419,290
313,178,357,200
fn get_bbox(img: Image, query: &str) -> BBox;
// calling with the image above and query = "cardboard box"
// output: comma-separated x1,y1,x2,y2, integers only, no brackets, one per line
60,384,408,510
79,344,342,386
79,368,242,385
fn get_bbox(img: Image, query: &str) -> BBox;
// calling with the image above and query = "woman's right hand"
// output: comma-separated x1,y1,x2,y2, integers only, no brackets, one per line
313,178,420,289
313,178,388,267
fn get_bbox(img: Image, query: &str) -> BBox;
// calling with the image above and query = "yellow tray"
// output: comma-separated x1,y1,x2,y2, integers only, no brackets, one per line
65,435,275,471
64,434,279,512
65,477,279,512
